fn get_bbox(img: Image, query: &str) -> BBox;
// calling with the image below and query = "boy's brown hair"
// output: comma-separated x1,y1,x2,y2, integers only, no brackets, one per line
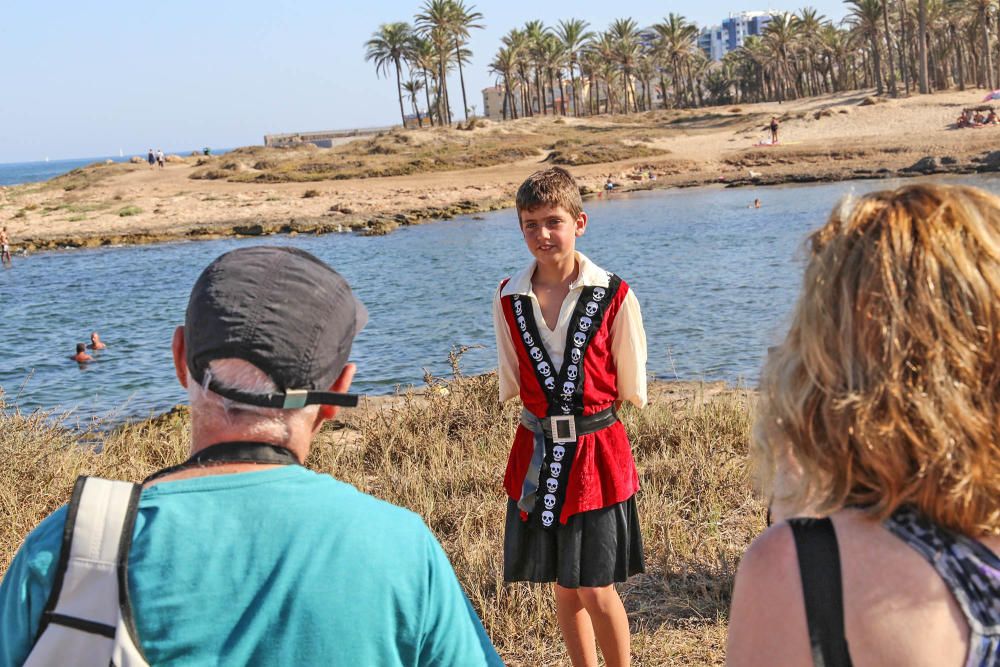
515,167,583,222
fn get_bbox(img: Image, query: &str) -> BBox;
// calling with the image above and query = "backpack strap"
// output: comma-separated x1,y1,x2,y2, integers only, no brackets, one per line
25,476,145,667
788,517,853,667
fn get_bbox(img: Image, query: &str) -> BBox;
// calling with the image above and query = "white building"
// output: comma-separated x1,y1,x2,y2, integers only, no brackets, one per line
698,10,777,61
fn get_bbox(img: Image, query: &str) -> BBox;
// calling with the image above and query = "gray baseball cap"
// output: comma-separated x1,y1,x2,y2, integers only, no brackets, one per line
184,246,367,408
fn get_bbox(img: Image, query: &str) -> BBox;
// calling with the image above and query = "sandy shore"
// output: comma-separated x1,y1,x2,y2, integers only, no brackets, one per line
3,88,999,251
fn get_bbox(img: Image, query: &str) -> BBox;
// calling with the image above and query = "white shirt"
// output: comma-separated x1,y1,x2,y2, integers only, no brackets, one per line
492,252,648,408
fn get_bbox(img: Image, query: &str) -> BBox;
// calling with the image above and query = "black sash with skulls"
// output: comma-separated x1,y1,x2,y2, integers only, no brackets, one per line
510,273,622,528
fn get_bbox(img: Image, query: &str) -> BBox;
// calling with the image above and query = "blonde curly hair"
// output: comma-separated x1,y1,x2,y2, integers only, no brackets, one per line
755,183,1000,536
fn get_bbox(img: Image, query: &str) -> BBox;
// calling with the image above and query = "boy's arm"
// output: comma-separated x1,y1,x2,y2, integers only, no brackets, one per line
492,286,520,403
610,288,648,409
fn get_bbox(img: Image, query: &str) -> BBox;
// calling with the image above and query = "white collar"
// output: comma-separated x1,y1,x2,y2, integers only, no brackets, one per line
501,252,609,297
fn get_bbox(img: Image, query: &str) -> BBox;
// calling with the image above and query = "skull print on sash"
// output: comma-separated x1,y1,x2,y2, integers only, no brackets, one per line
506,277,622,529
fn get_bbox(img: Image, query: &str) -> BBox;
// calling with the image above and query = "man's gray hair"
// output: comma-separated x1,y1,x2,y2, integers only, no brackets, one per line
187,358,318,443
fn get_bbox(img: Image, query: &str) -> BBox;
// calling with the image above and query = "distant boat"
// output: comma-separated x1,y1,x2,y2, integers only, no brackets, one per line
44,157,49,162
119,148,124,158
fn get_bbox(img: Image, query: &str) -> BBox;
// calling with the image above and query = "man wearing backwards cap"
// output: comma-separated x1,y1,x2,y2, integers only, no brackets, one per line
0,247,502,666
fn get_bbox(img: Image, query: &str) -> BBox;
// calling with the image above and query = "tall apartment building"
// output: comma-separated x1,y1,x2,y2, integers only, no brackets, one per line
698,10,775,61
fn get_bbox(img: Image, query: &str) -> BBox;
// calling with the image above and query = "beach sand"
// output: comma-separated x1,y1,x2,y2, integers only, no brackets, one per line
2,88,997,250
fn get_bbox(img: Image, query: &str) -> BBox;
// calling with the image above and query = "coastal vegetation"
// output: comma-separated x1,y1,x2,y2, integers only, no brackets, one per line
368,2,1000,123
0,373,760,665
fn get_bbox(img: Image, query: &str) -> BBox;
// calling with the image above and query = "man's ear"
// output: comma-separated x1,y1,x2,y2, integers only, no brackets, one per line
575,211,588,237
172,326,188,388
314,363,357,428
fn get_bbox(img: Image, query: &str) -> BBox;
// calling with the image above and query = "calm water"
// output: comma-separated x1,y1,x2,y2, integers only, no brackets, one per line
0,149,231,186
4,174,999,424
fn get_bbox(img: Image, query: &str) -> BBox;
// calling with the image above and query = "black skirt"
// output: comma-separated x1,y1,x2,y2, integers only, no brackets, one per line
503,495,645,589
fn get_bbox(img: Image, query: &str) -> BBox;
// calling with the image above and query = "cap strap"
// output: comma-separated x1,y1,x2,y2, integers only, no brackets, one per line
206,379,359,409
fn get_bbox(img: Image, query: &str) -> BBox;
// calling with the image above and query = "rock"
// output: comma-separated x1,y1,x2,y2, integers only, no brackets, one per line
858,96,885,106
902,156,941,173
980,151,1000,167
129,156,145,164
233,224,264,236
165,154,185,163
940,156,958,165
105,159,115,164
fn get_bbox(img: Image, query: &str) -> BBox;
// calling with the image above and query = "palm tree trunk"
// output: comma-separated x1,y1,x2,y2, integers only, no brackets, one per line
659,72,668,109
394,61,407,127
870,34,885,94
535,67,545,114
569,64,580,116
882,0,898,96
422,70,435,126
899,0,910,94
558,76,567,115
454,37,470,120
549,69,559,115
918,0,929,93
982,13,995,90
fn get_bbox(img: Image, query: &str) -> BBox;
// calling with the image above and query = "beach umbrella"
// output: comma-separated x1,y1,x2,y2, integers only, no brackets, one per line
983,90,1000,101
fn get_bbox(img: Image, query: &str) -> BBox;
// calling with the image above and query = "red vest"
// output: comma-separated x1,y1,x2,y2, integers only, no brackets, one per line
500,280,640,523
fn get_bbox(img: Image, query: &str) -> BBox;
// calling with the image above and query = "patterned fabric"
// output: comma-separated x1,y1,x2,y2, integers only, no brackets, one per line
499,275,640,523
885,506,1000,666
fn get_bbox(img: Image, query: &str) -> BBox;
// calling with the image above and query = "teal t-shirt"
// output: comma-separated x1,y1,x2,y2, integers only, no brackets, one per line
0,467,502,666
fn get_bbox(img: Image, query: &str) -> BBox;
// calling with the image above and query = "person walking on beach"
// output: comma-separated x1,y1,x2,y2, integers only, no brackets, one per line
727,184,1000,666
493,167,647,667
88,331,106,350
156,148,164,168
0,227,11,264
70,342,92,363
0,246,502,667
769,116,779,144
147,148,155,169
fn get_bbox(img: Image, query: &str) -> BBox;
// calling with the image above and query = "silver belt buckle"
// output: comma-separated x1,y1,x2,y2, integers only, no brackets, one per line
550,415,577,443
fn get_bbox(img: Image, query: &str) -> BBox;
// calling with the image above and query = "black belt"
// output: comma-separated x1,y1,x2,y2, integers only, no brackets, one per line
519,405,618,443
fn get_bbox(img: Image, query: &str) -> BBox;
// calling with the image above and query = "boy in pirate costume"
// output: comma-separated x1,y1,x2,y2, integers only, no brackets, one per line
492,167,647,667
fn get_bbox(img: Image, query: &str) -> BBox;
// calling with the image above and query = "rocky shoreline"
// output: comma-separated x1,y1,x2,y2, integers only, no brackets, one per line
14,150,1000,254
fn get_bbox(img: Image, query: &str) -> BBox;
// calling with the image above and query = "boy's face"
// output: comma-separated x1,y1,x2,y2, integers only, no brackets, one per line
519,204,587,266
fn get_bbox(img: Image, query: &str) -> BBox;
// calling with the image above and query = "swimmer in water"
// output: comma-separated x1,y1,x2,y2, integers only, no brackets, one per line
88,332,107,350
71,343,92,363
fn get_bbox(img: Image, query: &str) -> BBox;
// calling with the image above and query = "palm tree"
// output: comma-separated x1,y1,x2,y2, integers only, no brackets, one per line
489,46,519,119
541,33,568,114
882,0,899,95
556,19,593,115
524,20,548,114
415,0,456,124
650,14,698,108
365,22,413,127
447,1,485,119
609,18,642,112
763,13,801,100
407,35,438,126
402,79,425,126
848,0,886,94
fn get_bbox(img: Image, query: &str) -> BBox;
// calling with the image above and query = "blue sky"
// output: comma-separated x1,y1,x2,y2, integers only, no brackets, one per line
0,1,848,163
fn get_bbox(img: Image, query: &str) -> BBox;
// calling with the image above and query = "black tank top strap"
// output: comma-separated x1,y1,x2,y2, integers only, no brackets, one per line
788,517,853,667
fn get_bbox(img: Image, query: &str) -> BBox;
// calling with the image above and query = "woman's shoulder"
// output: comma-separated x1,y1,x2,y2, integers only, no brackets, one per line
727,521,813,665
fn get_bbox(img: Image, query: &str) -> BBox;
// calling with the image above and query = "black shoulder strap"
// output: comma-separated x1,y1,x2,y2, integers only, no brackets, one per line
788,518,853,667
34,477,88,641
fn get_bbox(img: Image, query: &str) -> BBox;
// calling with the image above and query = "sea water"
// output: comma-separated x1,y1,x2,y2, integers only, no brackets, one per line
3,174,999,423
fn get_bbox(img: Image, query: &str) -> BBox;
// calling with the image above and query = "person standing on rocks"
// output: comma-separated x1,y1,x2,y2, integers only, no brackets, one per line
769,116,779,144
0,227,11,264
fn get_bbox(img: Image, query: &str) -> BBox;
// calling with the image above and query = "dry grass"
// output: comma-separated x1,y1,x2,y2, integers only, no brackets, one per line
0,372,761,666
184,117,692,184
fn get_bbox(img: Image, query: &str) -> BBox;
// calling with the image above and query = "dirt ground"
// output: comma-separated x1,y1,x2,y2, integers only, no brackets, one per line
2,88,997,250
